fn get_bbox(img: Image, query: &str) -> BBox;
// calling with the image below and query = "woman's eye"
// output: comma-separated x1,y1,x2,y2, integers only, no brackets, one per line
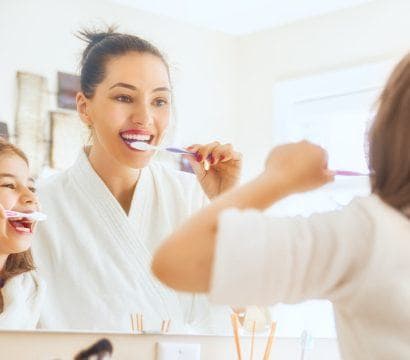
1,183,16,190
154,98,168,107
116,95,132,103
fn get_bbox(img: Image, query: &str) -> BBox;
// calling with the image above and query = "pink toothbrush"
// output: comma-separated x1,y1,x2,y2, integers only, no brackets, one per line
334,170,369,176
130,141,196,156
5,210,47,221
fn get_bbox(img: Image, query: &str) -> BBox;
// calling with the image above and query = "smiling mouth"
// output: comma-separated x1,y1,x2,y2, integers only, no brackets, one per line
120,133,154,150
8,217,35,234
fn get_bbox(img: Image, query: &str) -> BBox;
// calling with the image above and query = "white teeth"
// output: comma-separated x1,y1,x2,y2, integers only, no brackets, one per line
15,227,30,233
121,134,151,141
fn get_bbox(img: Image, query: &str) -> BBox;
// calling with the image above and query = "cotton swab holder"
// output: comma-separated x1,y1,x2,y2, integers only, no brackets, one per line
130,313,144,334
231,313,243,360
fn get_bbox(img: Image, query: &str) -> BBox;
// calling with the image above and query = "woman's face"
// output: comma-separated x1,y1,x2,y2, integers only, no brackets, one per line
79,52,172,169
0,154,38,255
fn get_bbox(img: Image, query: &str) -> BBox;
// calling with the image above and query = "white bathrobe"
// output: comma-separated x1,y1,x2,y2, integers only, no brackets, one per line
33,150,229,332
0,271,45,329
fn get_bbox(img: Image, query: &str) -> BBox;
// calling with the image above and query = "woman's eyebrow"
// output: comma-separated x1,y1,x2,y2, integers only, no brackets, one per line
153,87,171,93
109,83,171,93
109,82,137,91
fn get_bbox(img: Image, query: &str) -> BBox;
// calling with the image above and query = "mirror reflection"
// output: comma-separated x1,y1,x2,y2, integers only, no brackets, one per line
0,0,407,344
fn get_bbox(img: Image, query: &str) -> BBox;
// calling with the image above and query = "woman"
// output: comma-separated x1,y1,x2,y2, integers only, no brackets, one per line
32,28,241,332
0,139,45,329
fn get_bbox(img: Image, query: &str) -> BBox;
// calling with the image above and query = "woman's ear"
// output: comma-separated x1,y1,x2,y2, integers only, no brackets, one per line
76,92,92,128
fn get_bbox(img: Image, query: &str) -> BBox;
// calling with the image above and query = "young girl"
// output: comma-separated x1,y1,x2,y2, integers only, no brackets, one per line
0,139,45,329
152,53,410,359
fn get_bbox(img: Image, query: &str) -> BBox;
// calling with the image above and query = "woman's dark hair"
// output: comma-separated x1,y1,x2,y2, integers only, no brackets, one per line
77,26,170,98
369,53,410,213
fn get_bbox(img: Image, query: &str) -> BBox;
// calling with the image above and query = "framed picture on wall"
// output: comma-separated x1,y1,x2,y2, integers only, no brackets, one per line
15,71,49,176
50,111,88,170
57,72,81,110
0,123,9,140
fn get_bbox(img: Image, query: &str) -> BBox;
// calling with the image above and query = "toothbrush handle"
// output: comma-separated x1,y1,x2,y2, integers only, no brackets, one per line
5,210,47,221
165,147,196,156
5,210,22,217
334,170,369,176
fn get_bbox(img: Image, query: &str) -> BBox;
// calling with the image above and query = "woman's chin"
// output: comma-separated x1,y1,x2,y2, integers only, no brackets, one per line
111,140,155,169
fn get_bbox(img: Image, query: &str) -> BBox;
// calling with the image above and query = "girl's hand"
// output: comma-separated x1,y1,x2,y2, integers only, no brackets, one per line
185,142,242,199
263,141,334,194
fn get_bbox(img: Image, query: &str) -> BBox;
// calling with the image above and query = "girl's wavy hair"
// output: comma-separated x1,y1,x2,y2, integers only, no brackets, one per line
368,53,410,214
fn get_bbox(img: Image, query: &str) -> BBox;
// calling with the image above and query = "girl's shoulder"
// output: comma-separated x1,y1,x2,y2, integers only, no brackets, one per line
2,271,46,300
26,271,46,290
347,195,410,234
15,271,46,293
353,194,408,218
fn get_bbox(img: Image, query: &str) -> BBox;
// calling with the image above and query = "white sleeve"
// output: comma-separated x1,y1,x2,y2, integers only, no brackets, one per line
209,199,374,307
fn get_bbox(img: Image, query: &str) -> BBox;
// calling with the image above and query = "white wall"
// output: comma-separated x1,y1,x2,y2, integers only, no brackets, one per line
3,0,409,178
0,0,238,147
236,0,410,179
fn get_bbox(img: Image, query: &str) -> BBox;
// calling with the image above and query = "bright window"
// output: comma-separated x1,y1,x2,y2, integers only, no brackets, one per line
269,60,394,338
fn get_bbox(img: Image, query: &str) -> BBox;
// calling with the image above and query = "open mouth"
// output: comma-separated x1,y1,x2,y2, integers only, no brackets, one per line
8,217,35,234
119,131,154,151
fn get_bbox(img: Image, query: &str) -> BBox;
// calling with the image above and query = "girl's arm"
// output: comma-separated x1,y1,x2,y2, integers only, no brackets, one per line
152,141,333,292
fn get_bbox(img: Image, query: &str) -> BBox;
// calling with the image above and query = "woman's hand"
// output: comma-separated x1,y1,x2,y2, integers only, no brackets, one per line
185,142,242,199
262,140,334,194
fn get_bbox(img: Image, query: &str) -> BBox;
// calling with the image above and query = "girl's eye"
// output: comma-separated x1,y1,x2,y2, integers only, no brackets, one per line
116,95,133,103
1,183,16,190
28,187,36,193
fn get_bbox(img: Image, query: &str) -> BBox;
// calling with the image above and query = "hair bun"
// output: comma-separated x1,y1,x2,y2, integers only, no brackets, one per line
77,26,118,65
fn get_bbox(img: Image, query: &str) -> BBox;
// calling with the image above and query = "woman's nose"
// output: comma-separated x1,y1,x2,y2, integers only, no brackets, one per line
131,102,153,126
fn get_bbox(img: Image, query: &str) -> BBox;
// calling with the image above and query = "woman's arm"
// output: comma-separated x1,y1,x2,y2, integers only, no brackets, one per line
151,141,333,292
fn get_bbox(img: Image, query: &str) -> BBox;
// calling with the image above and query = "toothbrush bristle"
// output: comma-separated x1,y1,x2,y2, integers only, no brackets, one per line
130,141,150,151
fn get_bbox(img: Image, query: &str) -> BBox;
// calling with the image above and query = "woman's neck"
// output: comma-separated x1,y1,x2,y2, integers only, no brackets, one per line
87,145,141,214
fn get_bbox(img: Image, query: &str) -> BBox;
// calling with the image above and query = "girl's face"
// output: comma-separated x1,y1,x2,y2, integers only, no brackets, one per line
78,52,172,169
0,154,38,255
